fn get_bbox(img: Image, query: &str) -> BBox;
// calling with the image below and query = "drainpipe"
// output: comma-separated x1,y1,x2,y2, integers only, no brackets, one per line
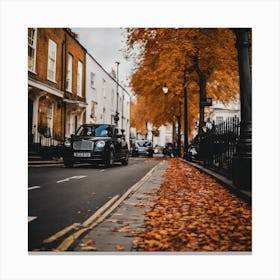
62,32,67,140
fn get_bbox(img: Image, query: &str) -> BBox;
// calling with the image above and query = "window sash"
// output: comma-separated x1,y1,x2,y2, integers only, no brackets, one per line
90,72,95,88
66,54,73,91
102,79,106,98
47,39,57,81
28,28,37,72
77,61,83,96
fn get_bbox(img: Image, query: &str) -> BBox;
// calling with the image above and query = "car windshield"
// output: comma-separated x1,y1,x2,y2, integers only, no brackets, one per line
136,141,151,147
76,125,113,137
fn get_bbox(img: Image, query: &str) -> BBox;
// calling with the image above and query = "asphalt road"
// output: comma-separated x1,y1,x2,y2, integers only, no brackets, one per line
28,157,159,251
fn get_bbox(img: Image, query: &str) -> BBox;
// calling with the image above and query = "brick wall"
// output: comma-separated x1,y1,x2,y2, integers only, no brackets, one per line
32,28,64,90
65,32,86,99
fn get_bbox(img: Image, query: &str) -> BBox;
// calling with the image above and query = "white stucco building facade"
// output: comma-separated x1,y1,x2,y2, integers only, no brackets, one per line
130,122,173,148
206,102,240,124
85,53,131,144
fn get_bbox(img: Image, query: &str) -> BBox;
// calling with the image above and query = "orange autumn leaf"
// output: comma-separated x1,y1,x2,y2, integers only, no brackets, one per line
116,245,124,251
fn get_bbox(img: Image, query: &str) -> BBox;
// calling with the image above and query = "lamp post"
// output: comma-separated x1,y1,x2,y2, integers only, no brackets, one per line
162,84,186,159
231,28,252,190
182,56,189,160
114,61,120,125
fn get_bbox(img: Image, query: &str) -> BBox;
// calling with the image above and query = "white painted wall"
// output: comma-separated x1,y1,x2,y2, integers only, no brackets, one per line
153,124,173,146
85,53,131,144
131,122,173,147
207,102,240,124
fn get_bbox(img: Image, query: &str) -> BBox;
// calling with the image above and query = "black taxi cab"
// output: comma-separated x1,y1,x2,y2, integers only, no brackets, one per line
63,124,129,168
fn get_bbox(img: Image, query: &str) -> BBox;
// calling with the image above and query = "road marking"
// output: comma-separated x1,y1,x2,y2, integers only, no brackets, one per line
56,175,87,183
56,228,88,251
39,162,163,251
28,216,37,222
82,195,120,227
28,186,41,191
54,162,162,251
99,169,105,172
42,195,119,249
43,223,81,244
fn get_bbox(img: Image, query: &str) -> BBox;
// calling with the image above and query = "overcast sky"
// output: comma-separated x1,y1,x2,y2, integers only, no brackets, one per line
72,28,135,88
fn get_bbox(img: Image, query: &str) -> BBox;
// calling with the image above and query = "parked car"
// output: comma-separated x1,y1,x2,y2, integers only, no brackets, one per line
153,145,163,154
131,140,154,157
188,145,198,158
163,142,173,157
63,124,129,168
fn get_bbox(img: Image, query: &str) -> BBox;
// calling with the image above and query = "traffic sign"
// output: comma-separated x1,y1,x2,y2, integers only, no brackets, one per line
201,97,212,106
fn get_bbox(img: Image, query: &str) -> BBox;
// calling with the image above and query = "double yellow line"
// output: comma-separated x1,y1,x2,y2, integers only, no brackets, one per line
42,162,162,251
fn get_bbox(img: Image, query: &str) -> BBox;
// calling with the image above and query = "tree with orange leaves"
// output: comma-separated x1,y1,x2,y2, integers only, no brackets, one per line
125,28,241,138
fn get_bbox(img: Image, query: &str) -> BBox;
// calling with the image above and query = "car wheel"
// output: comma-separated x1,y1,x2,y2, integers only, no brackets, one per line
105,150,114,168
64,161,74,168
121,152,129,165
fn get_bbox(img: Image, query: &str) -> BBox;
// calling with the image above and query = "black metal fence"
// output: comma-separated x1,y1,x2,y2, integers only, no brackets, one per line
196,116,240,178
29,125,64,159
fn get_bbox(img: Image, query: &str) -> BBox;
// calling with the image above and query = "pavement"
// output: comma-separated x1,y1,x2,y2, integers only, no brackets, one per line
184,159,251,205
73,160,169,252
72,157,251,252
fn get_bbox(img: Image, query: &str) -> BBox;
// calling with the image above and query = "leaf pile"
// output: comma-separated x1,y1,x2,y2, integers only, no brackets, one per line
133,158,252,252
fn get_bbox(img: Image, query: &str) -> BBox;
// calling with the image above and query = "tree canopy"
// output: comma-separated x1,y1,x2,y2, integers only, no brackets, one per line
125,28,241,137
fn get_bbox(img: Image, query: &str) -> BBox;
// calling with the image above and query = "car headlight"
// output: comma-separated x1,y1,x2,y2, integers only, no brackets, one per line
64,140,71,147
96,140,105,148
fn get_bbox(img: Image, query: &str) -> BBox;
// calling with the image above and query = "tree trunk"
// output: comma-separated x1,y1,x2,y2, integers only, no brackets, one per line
198,71,207,134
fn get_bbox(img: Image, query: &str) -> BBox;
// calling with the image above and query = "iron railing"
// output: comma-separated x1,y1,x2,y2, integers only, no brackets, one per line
196,116,240,178
29,125,64,159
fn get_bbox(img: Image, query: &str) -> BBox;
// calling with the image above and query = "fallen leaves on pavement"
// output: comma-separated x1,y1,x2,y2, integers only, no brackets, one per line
133,158,252,252
116,245,124,251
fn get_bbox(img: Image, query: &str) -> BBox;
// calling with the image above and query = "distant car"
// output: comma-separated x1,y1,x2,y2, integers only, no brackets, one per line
153,145,163,154
163,142,173,157
63,124,129,168
131,140,154,157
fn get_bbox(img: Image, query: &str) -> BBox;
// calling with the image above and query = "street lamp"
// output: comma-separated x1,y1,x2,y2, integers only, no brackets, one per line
162,84,187,158
114,61,120,125
162,83,169,95
231,28,252,190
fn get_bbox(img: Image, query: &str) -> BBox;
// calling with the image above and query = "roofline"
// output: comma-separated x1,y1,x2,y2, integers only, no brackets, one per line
64,28,88,52
63,28,131,98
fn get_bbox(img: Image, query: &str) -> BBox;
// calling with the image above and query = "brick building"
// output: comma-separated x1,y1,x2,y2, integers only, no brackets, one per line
28,28,86,148
63,29,87,138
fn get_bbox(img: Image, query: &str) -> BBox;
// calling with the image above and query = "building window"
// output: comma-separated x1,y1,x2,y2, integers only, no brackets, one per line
102,79,106,98
111,115,115,125
47,103,53,138
101,107,106,122
90,101,97,121
90,72,95,89
28,28,37,72
47,39,57,82
77,61,83,97
66,54,73,92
